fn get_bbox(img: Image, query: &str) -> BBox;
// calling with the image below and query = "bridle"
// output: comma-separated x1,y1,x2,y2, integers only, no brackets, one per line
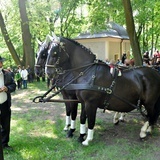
35,44,50,69
45,41,97,75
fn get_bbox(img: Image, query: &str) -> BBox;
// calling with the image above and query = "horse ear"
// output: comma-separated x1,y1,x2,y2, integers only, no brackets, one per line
52,32,60,43
44,35,53,47
37,38,42,46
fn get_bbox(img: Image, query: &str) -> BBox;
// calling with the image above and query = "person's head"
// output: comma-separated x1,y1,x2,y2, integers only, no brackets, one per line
18,65,21,69
0,56,5,68
7,67,11,72
124,59,130,66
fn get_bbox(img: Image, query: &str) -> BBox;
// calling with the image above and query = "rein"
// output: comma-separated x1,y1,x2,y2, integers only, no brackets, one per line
46,62,97,74
35,64,41,67
39,63,95,102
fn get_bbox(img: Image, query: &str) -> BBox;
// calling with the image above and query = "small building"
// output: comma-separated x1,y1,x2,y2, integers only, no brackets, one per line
75,22,130,62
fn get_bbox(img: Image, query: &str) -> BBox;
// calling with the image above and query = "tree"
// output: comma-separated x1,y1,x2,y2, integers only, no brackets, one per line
0,10,21,65
54,0,86,37
0,0,35,71
18,0,35,69
122,0,142,65
0,0,159,68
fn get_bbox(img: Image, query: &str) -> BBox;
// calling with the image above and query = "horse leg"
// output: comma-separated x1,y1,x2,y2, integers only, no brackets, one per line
64,116,71,131
113,112,126,124
67,102,78,138
78,103,87,143
140,121,154,138
64,102,71,131
140,98,160,139
82,129,94,146
113,112,120,124
140,121,150,138
82,103,97,146
119,113,126,122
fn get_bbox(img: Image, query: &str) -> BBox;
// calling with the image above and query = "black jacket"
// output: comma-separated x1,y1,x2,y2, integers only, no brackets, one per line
2,69,16,107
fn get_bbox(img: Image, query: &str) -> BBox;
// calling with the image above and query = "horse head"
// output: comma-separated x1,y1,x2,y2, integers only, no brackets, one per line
46,36,96,79
35,35,53,77
46,38,71,79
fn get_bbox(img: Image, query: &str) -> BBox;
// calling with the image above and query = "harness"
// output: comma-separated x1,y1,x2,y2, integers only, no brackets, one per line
45,60,145,115
35,41,147,117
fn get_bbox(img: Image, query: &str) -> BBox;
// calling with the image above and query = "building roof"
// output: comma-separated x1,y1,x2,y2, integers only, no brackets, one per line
75,22,129,40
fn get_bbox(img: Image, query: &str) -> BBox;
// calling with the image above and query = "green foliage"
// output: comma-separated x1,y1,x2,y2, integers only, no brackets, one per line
1,0,23,56
0,0,159,64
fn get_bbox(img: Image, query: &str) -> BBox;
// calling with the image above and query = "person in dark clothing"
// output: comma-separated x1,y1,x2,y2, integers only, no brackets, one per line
0,56,16,150
121,53,127,64
27,65,33,83
143,51,150,65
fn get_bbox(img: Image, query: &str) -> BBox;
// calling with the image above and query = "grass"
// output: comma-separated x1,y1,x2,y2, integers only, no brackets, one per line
3,81,160,160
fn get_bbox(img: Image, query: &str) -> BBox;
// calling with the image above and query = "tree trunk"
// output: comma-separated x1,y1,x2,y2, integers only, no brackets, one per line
0,11,22,66
19,0,35,70
122,0,142,66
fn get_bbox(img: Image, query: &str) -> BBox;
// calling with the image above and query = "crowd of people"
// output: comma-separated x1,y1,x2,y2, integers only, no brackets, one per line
106,50,160,74
106,52,135,68
143,50,160,66
7,65,34,90
142,50,160,73
6,64,52,90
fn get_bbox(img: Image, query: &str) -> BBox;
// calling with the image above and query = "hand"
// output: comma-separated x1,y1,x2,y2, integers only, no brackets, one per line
0,86,8,92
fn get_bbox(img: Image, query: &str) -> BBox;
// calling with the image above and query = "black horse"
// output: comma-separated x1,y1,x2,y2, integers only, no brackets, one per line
46,35,160,146
35,35,80,138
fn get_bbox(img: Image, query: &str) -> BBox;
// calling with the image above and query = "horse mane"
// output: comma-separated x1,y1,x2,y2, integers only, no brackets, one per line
62,37,96,60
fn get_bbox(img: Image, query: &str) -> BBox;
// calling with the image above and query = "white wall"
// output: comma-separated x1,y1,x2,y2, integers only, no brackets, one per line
76,38,130,62
76,39,106,60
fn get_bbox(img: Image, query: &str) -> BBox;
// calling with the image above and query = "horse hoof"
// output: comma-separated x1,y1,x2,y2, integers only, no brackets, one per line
64,124,70,131
140,132,148,141
78,137,84,143
66,129,75,138
114,120,119,125
66,133,73,138
78,135,86,143
140,136,148,141
82,139,92,146
82,140,89,146
64,128,68,131
146,126,152,135
119,119,125,122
